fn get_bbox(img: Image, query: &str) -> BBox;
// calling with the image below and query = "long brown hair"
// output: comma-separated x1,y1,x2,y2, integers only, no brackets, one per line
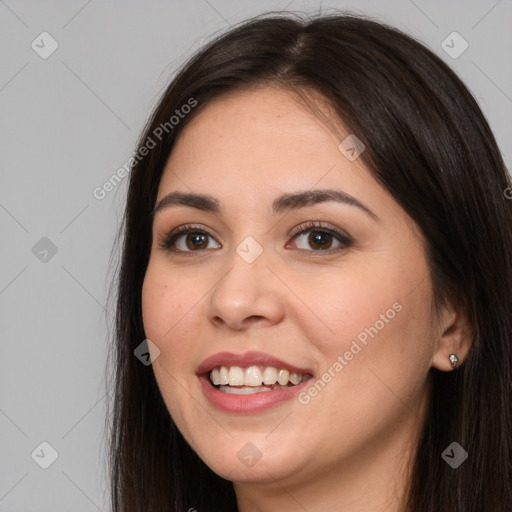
106,11,512,511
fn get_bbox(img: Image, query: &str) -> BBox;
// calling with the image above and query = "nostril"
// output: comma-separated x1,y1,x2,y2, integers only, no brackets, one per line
247,315,265,323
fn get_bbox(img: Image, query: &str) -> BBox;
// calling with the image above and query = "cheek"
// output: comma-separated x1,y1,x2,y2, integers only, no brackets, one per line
141,262,204,432
141,261,204,397
292,267,433,449
292,256,434,388
142,262,193,344
141,257,221,374
289,263,404,354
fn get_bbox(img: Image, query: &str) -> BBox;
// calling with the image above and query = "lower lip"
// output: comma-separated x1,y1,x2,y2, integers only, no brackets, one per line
198,374,313,413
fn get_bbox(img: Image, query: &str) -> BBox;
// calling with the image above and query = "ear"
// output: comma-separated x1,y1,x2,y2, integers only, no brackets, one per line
431,302,473,371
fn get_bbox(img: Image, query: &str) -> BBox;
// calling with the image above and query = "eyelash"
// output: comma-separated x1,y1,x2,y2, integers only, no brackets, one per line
158,221,353,256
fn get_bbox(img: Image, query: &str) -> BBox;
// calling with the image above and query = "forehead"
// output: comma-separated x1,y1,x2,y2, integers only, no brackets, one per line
158,86,373,199
153,87,422,242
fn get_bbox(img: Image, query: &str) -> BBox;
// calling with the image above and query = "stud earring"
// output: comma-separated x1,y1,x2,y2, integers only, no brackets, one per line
449,354,459,369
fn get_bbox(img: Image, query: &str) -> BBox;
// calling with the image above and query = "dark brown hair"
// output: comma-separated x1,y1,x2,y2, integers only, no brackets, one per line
106,11,512,511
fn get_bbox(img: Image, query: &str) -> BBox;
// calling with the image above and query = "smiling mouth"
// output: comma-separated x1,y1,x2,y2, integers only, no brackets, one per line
208,365,313,394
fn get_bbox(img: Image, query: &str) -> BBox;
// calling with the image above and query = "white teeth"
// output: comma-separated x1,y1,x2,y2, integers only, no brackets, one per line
228,366,245,386
262,366,278,385
218,366,229,385
277,369,289,386
219,385,274,394
209,365,306,388
289,372,301,385
211,368,220,386
245,366,262,386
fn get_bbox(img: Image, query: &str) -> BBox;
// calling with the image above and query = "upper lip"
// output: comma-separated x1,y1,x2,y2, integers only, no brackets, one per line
197,351,314,376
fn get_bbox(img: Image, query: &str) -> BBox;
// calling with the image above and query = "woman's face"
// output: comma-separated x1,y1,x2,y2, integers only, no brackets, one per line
142,86,439,489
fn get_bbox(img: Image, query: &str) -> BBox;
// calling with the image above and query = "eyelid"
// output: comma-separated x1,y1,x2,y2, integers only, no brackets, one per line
286,220,353,254
158,223,221,252
289,220,352,242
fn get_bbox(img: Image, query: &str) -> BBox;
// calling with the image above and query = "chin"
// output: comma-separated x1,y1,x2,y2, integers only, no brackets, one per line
192,434,308,484
206,456,296,484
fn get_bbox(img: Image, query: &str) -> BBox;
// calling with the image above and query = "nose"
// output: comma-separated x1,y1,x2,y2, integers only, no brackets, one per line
206,245,286,331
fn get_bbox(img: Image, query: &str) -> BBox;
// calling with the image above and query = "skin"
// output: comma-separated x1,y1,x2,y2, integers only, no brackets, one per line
141,86,472,512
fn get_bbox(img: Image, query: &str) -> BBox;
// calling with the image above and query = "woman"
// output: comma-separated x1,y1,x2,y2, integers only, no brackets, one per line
106,11,512,512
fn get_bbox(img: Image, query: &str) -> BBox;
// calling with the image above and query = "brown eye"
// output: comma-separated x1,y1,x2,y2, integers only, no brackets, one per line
184,232,209,250
288,222,352,254
306,231,335,250
159,225,221,253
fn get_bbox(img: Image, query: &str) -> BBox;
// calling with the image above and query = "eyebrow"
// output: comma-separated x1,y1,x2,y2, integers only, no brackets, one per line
153,189,379,221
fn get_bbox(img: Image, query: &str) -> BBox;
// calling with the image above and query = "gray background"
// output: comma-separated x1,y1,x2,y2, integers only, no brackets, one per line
0,0,510,510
